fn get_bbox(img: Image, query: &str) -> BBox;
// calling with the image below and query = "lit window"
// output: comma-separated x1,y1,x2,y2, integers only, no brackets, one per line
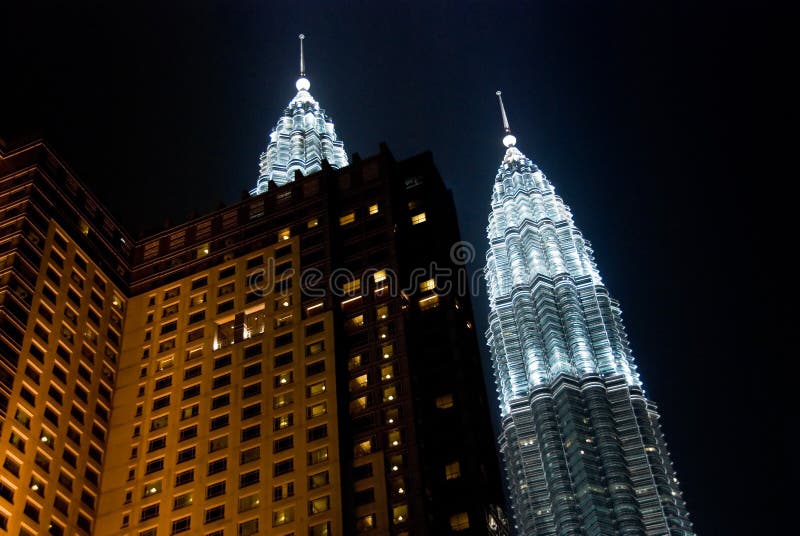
381,364,394,381
445,461,461,480
411,212,427,225
382,344,393,359
342,278,361,295
368,203,379,215
307,381,326,397
339,212,355,226
354,439,373,457
307,402,327,419
384,407,399,424
419,278,435,292
450,512,470,531
143,479,162,497
309,495,330,515
435,394,454,409
348,354,362,370
376,306,389,320
419,294,440,311
238,494,260,512
387,429,401,448
356,514,376,531
373,270,387,284
383,386,397,402
272,506,295,527
278,228,291,241
350,396,368,415
197,243,210,259
307,218,319,229
393,504,408,525
350,374,369,391
347,315,364,330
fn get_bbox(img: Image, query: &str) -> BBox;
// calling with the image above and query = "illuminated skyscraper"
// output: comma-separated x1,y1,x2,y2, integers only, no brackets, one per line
484,92,693,535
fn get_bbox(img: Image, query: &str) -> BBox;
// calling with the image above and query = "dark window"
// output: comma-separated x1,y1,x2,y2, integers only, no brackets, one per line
179,425,198,442
140,503,159,521
153,395,171,410
211,393,230,409
355,488,375,506
155,375,173,391
184,365,202,379
308,424,328,442
242,403,262,420
306,360,325,377
206,481,226,499
207,458,227,475
177,446,196,464
305,321,324,336
274,332,293,348
210,414,229,430
171,516,191,534
145,458,164,474
274,351,293,367
183,384,201,400
273,435,294,453
244,343,262,359
273,459,294,476
217,300,234,314
243,362,261,378
212,373,231,389
242,382,261,399
148,436,167,452
241,424,261,442
239,469,260,488
353,463,373,481
175,469,195,486
214,354,232,370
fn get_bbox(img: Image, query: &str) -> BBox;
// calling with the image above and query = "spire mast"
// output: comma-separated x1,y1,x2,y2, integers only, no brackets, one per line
299,33,306,76
295,34,311,91
496,90,517,148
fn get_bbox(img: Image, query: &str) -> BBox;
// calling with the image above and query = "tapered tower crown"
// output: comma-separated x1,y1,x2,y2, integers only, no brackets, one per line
251,34,348,195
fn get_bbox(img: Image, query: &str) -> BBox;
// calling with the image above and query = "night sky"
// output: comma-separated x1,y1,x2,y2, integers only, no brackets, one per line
1,1,778,533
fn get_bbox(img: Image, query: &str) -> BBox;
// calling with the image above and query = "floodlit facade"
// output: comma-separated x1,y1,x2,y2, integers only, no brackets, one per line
484,93,693,535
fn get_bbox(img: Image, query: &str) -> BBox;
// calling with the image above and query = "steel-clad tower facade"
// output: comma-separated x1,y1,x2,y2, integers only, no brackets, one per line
484,93,693,536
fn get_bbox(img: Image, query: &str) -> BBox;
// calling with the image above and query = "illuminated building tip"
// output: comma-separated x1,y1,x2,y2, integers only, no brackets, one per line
496,90,516,147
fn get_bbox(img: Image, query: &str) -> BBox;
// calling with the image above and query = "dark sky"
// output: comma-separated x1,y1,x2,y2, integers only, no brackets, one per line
1,1,780,533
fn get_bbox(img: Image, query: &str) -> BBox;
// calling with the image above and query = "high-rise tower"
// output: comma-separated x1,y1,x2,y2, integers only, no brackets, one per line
250,34,348,196
484,92,693,535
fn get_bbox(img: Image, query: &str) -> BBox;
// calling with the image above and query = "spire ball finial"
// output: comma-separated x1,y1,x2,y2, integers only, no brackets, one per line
296,33,310,91
496,90,516,147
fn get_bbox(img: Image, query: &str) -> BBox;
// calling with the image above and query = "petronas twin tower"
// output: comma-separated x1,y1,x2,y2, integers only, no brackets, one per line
484,94,693,535
256,36,693,536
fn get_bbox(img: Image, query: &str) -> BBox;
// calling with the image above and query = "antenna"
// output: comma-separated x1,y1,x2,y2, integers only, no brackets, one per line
299,34,306,76
496,91,510,133
496,90,517,147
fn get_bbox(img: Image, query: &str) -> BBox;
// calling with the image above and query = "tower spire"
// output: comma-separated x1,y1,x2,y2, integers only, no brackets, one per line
299,33,305,76
496,90,517,148
296,34,311,92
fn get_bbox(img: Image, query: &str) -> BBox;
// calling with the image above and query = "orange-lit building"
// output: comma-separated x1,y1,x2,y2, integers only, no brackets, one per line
1,136,507,536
